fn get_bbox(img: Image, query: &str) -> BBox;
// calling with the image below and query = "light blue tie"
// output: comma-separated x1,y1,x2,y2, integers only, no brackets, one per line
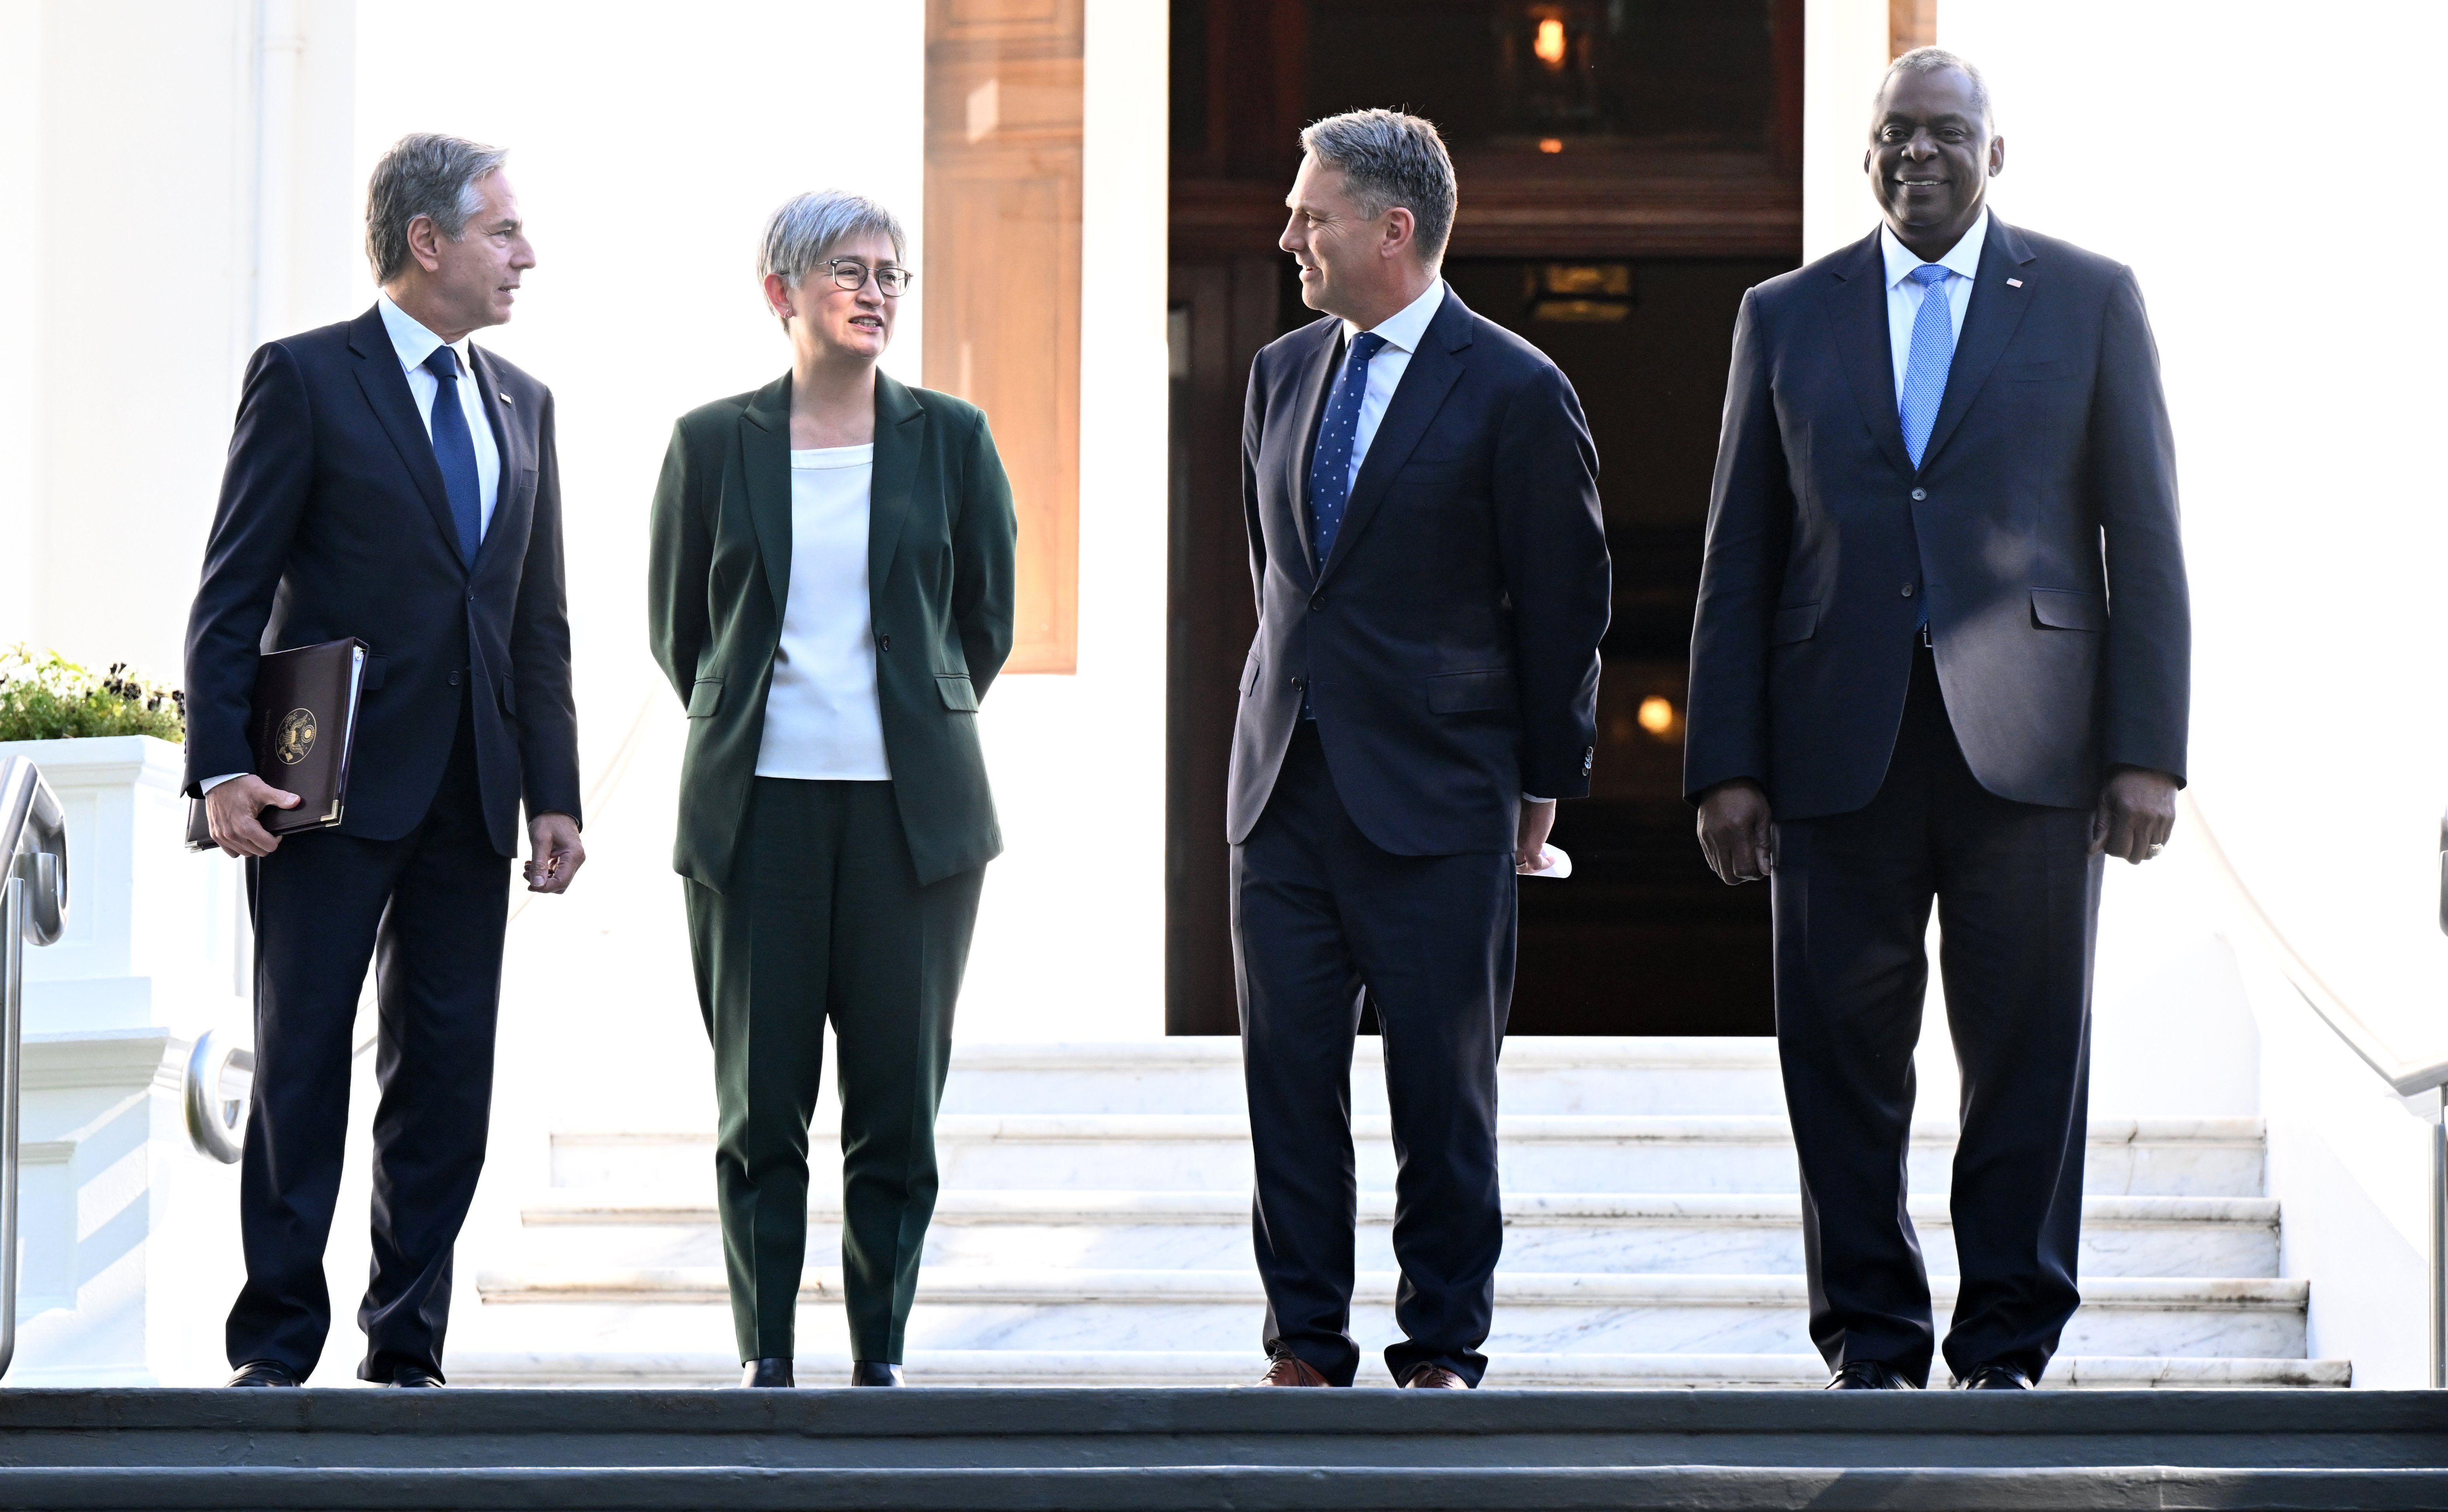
1898,263,1955,469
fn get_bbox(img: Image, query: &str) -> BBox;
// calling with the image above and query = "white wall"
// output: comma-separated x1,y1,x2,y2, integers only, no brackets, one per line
1932,0,2448,1383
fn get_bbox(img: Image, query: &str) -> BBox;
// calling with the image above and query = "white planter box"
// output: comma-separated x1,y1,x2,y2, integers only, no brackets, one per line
0,735,251,1384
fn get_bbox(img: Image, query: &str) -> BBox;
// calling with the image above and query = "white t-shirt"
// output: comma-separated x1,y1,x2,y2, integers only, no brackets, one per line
754,444,892,781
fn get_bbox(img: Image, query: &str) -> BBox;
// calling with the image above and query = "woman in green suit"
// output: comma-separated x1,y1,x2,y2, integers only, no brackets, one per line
647,191,1016,1389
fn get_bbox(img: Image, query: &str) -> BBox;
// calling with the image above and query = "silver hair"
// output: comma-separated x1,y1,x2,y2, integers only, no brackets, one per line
1880,46,1996,128
365,133,510,285
758,190,908,292
1298,109,1457,268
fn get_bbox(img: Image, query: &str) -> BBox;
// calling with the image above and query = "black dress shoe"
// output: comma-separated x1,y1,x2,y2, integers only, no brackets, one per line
850,1360,905,1387
226,1360,300,1388
1955,1362,2034,1390
387,1365,445,1388
1825,1360,1920,1390
741,1357,794,1388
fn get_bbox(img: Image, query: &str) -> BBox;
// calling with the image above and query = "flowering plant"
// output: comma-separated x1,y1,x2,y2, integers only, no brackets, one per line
0,647,186,743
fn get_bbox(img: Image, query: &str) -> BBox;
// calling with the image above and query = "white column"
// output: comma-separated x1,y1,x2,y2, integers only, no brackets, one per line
1801,0,1892,260
0,1,41,648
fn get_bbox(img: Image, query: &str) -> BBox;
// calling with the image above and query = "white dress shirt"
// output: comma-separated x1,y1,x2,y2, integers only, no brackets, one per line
1335,278,1447,495
1331,279,1552,809
754,444,892,782
200,297,505,797
1879,208,1989,402
377,292,502,537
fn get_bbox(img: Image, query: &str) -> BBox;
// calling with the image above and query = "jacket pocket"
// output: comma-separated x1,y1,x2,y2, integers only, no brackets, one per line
1769,603,1820,646
1240,656,1262,696
2031,588,2106,631
937,674,980,712
686,677,724,717
495,675,517,716
1426,669,1516,714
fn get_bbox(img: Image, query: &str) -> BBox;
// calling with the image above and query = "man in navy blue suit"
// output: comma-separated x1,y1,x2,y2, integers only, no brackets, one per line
184,134,583,1388
1685,50,2189,1391
1229,109,1612,1389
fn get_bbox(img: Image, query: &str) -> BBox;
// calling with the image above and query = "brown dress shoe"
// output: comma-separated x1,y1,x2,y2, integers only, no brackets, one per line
1399,1363,1471,1389
1256,1354,1330,1386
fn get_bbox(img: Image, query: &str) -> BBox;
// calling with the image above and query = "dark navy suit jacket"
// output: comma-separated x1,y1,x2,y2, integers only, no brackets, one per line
1227,288,1611,856
1685,219,2189,816
183,304,581,856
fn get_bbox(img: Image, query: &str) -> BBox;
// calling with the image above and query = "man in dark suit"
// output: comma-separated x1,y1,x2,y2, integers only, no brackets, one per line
1684,49,2189,1391
184,133,584,1388
1230,109,1611,1389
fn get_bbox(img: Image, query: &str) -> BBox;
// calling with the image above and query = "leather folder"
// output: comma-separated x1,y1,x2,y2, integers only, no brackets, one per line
185,639,367,852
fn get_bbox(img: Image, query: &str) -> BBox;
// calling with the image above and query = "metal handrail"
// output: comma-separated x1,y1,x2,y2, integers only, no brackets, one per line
0,757,70,1383
2182,792,2448,1388
184,1031,255,1164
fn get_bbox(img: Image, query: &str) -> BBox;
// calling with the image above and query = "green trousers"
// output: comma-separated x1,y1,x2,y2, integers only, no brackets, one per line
684,777,984,1364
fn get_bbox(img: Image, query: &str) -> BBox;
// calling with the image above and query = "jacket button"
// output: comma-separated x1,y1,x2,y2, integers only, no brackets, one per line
1309,594,1325,611
1290,675,1306,691
447,670,462,686
1901,583,1916,598
878,634,891,651
1910,488,1927,501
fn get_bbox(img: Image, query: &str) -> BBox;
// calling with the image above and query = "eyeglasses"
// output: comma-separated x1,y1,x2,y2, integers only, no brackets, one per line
822,258,912,297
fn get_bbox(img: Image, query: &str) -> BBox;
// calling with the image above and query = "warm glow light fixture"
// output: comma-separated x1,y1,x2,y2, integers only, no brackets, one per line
1538,137,1563,154
1533,17,1567,68
1637,696,1676,737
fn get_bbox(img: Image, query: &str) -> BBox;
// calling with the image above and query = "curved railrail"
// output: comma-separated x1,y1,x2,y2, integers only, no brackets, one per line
2182,792,2447,1387
184,1031,255,1165
0,756,71,1382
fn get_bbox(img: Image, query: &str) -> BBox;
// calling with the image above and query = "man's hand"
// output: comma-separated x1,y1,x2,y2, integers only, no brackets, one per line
524,812,585,894
205,775,301,858
1516,798,1558,874
1697,779,1774,885
2092,767,2178,865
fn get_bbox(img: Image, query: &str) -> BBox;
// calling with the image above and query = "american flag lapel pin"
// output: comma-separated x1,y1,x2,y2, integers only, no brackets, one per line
2006,278,2024,288
500,393,513,403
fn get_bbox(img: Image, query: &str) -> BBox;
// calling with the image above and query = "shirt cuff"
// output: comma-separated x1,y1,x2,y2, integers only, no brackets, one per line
1522,794,1554,805
199,773,247,794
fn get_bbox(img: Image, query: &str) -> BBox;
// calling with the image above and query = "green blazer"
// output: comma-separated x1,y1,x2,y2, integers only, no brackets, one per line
648,372,1017,889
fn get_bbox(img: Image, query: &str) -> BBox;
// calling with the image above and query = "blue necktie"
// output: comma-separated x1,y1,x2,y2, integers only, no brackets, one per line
1898,263,1955,469
422,345,484,567
1307,331,1387,566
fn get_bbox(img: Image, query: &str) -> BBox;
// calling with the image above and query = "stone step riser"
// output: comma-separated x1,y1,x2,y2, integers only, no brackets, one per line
939,1067,1790,1118
511,1217,2279,1281
465,1296,2306,1361
550,1140,2264,1200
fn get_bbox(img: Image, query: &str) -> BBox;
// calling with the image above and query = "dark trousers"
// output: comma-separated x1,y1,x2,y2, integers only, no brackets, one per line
1771,643,2101,1387
1231,724,1515,1387
230,693,508,1383
684,777,983,1365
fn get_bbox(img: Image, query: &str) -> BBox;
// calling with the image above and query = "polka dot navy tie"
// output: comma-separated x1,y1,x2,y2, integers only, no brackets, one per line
1307,331,1388,566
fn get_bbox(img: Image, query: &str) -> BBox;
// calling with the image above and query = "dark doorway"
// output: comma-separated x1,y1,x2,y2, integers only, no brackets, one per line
1169,0,1801,1036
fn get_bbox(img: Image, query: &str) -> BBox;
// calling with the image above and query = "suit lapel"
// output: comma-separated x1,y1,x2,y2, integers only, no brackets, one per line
1281,321,1339,582
1916,217,2039,472
346,305,463,564
466,346,524,573
1822,232,1918,482
740,375,794,616
869,375,925,599
1316,290,1470,586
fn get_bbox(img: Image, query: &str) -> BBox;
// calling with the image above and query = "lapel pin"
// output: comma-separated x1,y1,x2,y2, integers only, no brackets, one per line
500,392,513,403
2006,278,2024,288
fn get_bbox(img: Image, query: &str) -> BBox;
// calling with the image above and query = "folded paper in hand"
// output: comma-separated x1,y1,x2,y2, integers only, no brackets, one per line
1518,843,1572,879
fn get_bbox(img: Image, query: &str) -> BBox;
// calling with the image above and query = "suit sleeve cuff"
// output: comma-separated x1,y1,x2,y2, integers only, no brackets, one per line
199,773,247,794
1522,794,1554,805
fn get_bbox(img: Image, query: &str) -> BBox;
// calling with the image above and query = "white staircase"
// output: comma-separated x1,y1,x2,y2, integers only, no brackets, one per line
454,1039,2348,1388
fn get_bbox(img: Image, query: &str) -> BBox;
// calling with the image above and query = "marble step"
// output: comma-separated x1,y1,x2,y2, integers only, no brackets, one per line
938,1038,1788,1117
470,1268,2308,1360
516,1191,2280,1280
550,1116,2266,1199
448,1348,2353,1390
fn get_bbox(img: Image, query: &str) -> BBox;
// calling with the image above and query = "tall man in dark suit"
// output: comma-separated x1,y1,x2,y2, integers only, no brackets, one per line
1685,49,2188,1391
1230,109,1611,1389
185,134,584,1388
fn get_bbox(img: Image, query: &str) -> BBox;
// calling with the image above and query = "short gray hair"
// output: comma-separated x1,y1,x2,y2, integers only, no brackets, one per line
759,190,908,289
366,133,510,285
1880,46,1995,128
1298,109,1457,268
